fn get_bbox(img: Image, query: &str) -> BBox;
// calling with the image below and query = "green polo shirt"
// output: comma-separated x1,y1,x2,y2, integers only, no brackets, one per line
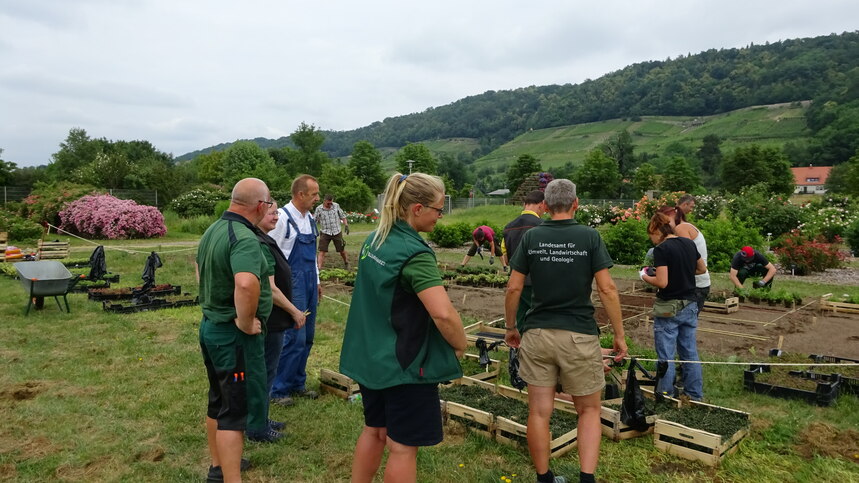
197,211,272,324
509,218,613,335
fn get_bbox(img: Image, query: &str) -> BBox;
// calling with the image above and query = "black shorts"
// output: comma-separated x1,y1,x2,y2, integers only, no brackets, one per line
359,383,443,447
467,242,502,257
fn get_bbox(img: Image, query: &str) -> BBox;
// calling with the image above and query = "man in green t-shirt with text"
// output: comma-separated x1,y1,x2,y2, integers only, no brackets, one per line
504,179,627,483
196,177,273,482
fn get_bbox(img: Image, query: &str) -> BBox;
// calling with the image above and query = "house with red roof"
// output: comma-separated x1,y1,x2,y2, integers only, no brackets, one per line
791,166,832,194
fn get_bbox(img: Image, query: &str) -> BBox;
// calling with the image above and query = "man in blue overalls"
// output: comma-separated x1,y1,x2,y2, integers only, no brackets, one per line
269,174,322,406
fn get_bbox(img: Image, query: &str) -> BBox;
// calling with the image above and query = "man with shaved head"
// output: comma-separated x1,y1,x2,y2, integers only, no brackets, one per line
197,177,274,482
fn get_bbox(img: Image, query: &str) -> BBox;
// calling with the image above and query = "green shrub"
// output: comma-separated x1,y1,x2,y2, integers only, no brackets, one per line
599,218,650,265
175,215,218,235
845,218,859,256
19,181,99,226
168,187,228,218
727,184,807,238
214,200,230,218
695,218,764,272
429,222,471,248
0,209,44,242
798,206,857,243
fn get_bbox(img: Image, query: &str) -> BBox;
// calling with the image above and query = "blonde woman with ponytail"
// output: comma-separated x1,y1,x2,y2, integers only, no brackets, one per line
339,173,466,483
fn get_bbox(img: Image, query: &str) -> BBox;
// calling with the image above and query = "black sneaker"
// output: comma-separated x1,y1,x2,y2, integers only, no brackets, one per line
269,419,286,430
247,428,285,443
206,458,251,482
291,389,319,399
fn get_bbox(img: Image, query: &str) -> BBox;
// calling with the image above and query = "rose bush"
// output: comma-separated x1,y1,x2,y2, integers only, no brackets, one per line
60,194,166,239
168,186,228,217
772,230,846,275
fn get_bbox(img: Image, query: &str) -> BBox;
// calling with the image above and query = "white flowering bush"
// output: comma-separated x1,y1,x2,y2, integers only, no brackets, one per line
692,194,725,220
168,188,228,218
798,206,858,242
575,204,620,227
60,194,166,239
345,211,378,224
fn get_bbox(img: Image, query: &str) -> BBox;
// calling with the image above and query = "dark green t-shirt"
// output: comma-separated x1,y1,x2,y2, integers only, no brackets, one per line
509,218,613,335
197,211,272,324
401,252,444,294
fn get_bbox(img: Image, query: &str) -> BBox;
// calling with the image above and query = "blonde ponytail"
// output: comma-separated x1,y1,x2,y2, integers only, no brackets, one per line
371,172,444,248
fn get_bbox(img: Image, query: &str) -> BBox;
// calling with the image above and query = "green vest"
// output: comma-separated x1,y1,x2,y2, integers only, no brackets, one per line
339,221,462,389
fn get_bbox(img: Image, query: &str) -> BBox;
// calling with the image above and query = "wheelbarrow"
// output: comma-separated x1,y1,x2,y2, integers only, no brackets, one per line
14,261,77,315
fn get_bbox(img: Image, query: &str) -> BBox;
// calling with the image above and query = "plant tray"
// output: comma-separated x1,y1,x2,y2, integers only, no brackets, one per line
68,281,111,293
808,354,859,395
461,353,500,381
789,370,858,396
88,284,181,300
319,368,360,399
495,416,578,457
702,296,739,314
102,296,198,313
744,365,840,406
600,397,661,441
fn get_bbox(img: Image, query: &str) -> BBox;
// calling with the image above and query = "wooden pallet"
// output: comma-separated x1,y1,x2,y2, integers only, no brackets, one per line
37,240,70,260
318,369,360,399
703,296,739,314
0,231,6,262
443,400,495,438
653,400,750,466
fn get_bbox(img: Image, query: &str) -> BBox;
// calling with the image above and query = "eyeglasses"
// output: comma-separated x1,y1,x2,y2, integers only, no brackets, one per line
258,200,274,207
426,205,445,216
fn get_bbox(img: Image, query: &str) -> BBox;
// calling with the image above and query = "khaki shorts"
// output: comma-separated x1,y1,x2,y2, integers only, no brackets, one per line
318,232,345,252
519,328,605,397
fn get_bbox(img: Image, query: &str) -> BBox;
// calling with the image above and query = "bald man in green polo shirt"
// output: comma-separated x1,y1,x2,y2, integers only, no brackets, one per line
197,178,274,482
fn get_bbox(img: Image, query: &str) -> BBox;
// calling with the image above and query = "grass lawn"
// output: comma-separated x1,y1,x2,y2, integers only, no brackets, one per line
1,211,857,482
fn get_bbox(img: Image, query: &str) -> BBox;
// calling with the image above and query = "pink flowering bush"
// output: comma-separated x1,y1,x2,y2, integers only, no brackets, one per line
59,194,167,239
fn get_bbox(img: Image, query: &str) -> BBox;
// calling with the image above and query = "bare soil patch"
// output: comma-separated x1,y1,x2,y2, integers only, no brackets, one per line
0,381,44,401
795,422,859,464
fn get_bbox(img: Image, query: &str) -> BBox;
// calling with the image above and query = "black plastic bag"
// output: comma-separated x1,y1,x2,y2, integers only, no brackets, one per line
475,337,503,368
508,347,527,390
88,245,107,281
620,358,650,432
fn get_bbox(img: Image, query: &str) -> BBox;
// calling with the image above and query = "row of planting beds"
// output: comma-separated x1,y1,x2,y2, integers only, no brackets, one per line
744,351,858,405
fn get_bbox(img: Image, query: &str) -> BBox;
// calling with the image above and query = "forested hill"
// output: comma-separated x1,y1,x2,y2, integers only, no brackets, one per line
177,31,859,161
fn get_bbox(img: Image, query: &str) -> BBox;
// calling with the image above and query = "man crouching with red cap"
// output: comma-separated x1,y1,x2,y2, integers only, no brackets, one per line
729,246,777,289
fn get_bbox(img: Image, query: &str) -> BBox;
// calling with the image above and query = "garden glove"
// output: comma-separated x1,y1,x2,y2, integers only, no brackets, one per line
344,225,350,235
753,280,767,288
489,256,495,265
503,266,509,273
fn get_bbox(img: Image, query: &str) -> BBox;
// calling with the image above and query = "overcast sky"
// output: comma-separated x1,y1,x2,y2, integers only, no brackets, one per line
1,1,857,168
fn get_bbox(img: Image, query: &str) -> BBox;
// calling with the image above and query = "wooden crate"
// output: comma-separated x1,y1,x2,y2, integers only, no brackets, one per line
495,416,578,458
599,398,658,441
462,352,500,381
820,298,859,314
37,240,70,260
653,400,750,466
464,320,506,345
444,400,495,439
0,232,7,262
703,296,739,314
318,369,360,399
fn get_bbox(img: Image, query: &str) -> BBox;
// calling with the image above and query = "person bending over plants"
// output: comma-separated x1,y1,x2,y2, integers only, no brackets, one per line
729,246,777,289
640,210,707,401
461,225,508,272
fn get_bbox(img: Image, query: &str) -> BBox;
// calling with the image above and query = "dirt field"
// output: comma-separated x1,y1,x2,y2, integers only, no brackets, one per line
444,279,859,360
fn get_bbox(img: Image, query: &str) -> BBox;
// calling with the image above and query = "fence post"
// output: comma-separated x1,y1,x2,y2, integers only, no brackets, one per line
155,190,158,207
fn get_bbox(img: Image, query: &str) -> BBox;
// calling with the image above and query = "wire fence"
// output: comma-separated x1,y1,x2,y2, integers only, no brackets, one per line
2,187,159,206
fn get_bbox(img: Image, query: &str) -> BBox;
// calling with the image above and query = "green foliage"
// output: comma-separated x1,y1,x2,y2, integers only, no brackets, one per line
0,209,44,242
290,122,331,176
574,149,621,199
772,231,846,275
720,144,794,195
599,218,650,265
193,150,227,184
428,222,473,248
348,141,386,193
631,163,657,198
167,186,228,218
798,205,857,243
395,143,438,175
727,184,807,238
824,149,859,196
695,218,764,272
601,129,635,175
690,193,725,220
222,141,279,188
506,154,541,193
0,149,16,185
660,156,701,193
18,181,99,226
214,200,230,218
845,217,859,256
317,164,374,212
